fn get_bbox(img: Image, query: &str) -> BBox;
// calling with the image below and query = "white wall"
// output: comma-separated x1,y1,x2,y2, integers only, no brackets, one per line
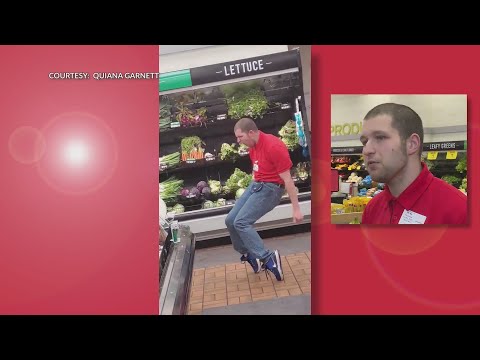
159,45,289,73
331,94,467,147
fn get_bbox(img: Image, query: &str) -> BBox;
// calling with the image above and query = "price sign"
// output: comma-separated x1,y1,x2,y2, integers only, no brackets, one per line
170,122,180,128
186,159,196,164
160,163,168,171
427,151,438,160
446,151,458,159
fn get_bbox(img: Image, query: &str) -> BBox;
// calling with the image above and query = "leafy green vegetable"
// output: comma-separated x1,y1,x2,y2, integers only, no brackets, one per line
221,185,231,195
227,88,269,119
160,98,172,130
159,176,184,203
203,200,214,209
208,180,222,195
226,168,251,193
221,81,262,98
238,143,249,155
296,162,309,180
236,188,245,199
181,136,204,154
220,143,238,161
172,203,185,214
176,105,208,127
456,157,467,173
279,120,299,151
460,177,467,192
441,175,462,187
159,152,180,167
424,159,436,171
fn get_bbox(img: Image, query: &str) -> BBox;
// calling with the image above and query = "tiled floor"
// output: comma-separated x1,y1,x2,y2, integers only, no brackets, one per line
187,251,311,314
193,235,311,270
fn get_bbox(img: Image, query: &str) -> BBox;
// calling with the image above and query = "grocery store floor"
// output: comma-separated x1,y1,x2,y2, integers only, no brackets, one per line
187,232,311,315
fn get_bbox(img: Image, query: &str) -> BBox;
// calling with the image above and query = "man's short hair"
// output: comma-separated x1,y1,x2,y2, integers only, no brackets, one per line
234,117,258,133
364,102,424,154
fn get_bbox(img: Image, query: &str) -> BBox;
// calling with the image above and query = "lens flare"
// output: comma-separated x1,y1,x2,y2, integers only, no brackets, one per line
35,112,118,195
63,140,90,168
9,126,46,165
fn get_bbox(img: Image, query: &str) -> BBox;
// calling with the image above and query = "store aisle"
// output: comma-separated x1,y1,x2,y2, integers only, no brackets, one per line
187,233,311,315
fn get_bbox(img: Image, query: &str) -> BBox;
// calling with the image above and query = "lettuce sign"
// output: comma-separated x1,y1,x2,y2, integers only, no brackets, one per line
331,121,362,136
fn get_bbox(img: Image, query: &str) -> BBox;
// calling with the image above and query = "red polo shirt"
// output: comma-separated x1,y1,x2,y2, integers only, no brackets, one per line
362,162,467,225
249,131,293,185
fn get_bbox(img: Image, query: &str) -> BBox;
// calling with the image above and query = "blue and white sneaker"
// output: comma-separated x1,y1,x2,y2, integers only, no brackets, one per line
263,250,284,281
240,254,262,274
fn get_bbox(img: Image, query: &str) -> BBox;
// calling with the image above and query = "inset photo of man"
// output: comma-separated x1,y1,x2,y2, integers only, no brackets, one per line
330,94,467,225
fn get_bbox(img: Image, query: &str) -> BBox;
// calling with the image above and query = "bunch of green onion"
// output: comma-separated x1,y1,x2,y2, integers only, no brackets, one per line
159,176,184,202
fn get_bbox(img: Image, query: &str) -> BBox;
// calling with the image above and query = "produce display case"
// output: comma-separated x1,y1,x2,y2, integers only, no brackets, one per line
159,49,312,241
159,224,196,315
330,146,365,206
330,141,467,195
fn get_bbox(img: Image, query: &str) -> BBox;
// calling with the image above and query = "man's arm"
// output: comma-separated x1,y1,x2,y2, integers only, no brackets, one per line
279,170,304,223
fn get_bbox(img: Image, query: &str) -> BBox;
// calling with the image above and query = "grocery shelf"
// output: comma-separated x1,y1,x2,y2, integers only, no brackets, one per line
172,191,311,222
175,197,311,245
159,155,251,176
160,107,293,148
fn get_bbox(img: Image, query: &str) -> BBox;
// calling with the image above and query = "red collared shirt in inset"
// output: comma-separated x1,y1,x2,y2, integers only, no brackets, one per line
362,163,467,225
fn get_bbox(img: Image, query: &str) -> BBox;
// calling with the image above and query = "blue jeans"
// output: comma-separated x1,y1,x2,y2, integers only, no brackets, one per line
225,181,284,261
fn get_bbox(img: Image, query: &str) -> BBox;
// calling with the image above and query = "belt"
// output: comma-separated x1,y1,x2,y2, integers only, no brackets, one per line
258,181,285,189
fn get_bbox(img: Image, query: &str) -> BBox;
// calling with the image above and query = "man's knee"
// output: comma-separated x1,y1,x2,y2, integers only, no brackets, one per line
233,218,251,231
225,214,235,228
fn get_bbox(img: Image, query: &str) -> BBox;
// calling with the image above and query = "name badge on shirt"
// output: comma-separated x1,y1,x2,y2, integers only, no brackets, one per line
398,209,427,224
253,161,259,172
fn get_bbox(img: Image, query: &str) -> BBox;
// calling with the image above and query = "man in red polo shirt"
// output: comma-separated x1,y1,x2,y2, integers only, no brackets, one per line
360,103,467,225
225,117,304,281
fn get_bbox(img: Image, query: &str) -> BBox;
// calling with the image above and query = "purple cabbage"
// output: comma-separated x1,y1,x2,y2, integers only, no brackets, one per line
190,187,200,197
197,181,208,191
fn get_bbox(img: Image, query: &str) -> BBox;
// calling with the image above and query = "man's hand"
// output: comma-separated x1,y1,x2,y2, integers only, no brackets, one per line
293,208,304,223
279,170,304,223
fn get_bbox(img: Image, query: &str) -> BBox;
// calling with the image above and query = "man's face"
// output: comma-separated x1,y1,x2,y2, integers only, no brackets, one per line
360,114,408,183
235,129,255,147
